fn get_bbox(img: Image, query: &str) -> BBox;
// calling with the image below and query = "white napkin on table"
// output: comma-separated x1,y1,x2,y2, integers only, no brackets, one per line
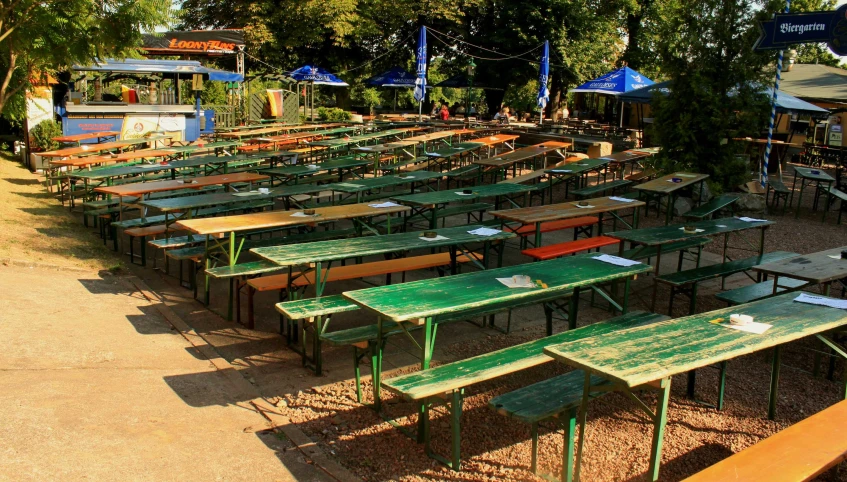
419,235,449,242
369,201,402,208
737,216,767,223
794,293,847,310
496,275,536,288
455,191,475,196
679,227,705,233
592,254,640,267
291,211,320,218
551,169,572,173
609,196,636,203
468,227,502,236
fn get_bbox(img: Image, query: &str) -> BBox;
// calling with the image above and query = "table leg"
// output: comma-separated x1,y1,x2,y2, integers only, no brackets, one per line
823,180,833,222
573,372,592,482
650,246,663,312
534,222,542,248
648,377,672,482
373,317,384,412
768,345,782,420
794,176,804,219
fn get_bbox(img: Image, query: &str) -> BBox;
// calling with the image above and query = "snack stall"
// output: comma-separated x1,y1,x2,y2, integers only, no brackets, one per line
58,58,243,142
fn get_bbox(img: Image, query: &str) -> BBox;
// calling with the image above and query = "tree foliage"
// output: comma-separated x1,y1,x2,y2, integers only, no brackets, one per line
0,0,174,120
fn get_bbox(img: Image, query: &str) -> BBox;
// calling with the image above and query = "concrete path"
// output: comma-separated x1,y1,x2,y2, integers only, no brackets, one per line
0,264,333,482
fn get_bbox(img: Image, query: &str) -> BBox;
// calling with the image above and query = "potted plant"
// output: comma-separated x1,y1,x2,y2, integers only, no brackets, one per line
28,119,62,171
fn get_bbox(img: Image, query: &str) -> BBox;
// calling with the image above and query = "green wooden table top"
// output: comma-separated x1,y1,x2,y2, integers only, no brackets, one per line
330,171,444,193
633,172,709,194
753,246,847,284
606,216,773,246
391,182,533,207
474,144,567,168
71,155,248,180
423,142,484,159
261,157,371,177
251,224,515,266
308,129,407,147
343,252,652,323
597,150,652,163
490,196,646,224
543,291,847,388
793,166,836,182
139,190,278,212
544,157,610,175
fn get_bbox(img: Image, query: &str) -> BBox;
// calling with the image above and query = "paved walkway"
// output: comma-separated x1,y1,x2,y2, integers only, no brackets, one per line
0,264,332,482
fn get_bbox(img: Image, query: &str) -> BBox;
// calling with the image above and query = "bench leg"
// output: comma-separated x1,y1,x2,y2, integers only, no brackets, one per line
717,361,727,411
768,346,782,420
561,408,577,482
648,377,672,482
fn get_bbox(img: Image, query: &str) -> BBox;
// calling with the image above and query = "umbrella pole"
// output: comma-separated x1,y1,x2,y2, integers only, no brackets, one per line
310,83,315,122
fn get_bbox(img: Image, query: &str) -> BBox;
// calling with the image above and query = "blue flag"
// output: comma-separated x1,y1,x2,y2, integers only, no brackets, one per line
414,26,427,102
537,40,550,109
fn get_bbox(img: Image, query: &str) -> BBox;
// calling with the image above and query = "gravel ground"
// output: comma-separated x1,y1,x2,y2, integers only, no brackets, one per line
264,161,847,482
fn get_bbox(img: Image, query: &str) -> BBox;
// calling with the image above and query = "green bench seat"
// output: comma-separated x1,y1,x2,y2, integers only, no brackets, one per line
379,156,429,173
383,311,668,473
571,179,632,199
714,277,808,306
657,250,798,314
684,194,738,220
621,237,712,261
766,180,791,215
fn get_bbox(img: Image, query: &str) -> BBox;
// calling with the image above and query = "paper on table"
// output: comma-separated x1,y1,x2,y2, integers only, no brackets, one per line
369,201,402,208
306,164,319,169
496,275,536,289
419,235,449,242
679,227,705,233
335,182,364,188
794,293,847,309
291,212,320,218
592,254,641,267
737,216,767,222
573,203,595,209
397,175,415,179
138,164,168,169
468,227,502,236
722,321,772,335
232,191,263,197
716,224,728,228
609,196,636,203
551,169,572,173
455,191,475,196
599,157,614,160
828,255,843,260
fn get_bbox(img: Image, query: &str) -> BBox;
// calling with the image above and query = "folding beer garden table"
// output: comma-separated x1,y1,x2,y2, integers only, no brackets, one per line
633,172,709,224
392,183,534,229
789,166,835,221
474,142,571,182
543,292,847,482
342,252,653,409
422,142,485,171
544,157,613,200
330,171,444,204
260,156,371,185
753,246,847,297
52,131,120,146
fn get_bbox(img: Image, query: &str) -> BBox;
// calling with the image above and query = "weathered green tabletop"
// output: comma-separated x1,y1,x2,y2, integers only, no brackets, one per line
754,245,847,295
491,196,646,246
633,172,709,224
423,142,485,171
343,252,652,411
544,157,612,199
790,166,835,220
392,182,534,229
330,171,443,203
474,142,570,182
543,291,847,481
261,157,371,184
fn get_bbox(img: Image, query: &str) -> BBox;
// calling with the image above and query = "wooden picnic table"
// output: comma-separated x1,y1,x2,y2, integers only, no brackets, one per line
392,182,535,229
38,135,173,158
423,142,486,172
465,134,520,157
176,202,411,307
790,166,835,221
633,172,709,224
543,291,847,481
753,246,847,296
261,156,371,184
330,171,443,204
544,157,613,199
52,131,119,145
95,172,268,220
343,252,652,409
243,127,359,151
491,196,646,247
607,216,773,309
597,150,654,177
48,148,180,169
474,142,570,181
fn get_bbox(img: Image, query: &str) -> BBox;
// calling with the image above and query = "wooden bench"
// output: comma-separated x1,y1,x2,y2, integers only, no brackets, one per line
124,224,167,266
683,399,847,482
382,311,668,474
379,156,429,174
714,277,808,306
512,216,598,249
625,168,657,183
817,185,847,225
683,194,738,220
656,251,798,315
766,180,791,215
522,235,619,261
571,179,632,199
247,251,481,329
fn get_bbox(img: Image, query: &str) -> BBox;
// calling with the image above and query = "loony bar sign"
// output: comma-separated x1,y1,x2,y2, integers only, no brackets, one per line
142,30,246,55
755,5,847,55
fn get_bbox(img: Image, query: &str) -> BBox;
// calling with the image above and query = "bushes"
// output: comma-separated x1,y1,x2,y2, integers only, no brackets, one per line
29,120,63,151
316,107,351,122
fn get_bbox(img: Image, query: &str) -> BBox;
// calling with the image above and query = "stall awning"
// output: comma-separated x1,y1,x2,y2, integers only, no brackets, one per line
72,59,243,82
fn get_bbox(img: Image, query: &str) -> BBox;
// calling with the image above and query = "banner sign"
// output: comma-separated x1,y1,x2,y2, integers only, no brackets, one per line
755,5,847,55
142,30,245,55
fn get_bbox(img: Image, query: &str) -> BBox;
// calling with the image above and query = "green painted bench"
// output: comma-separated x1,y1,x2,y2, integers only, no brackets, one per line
382,311,668,474
571,179,632,199
766,180,791,215
714,277,808,306
379,156,429,174
656,251,798,315
621,237,712,269
683,194,738,220
817,186,847,224
402,203,494,229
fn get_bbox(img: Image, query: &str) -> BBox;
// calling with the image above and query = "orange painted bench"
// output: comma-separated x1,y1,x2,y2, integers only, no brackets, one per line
522,235,618,261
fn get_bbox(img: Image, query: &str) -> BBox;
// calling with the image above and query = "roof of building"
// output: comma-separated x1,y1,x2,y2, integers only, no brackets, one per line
778,63,847,103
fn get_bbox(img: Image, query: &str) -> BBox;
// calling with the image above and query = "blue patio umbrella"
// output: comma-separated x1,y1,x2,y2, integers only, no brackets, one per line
537,40,550,112
289,65,348,120
414,26,427,116
365,67,416,87
570,66,654,95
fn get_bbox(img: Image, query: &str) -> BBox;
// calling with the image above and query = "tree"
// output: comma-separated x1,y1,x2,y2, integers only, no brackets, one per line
649,0,775,191
790,0,843,67
0,0,173,121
